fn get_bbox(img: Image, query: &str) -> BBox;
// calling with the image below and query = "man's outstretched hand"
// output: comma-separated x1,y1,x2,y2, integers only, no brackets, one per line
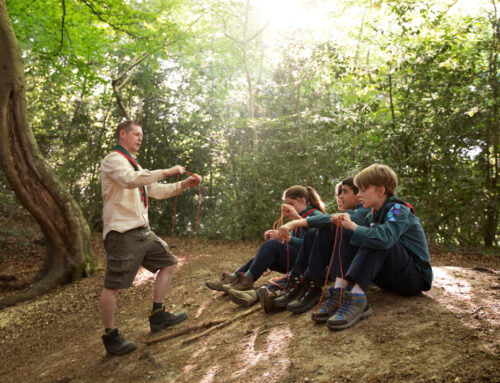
162,165,185,178
181,174,202,189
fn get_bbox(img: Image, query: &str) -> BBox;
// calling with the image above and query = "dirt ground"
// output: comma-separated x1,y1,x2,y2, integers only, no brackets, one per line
0,231,499,383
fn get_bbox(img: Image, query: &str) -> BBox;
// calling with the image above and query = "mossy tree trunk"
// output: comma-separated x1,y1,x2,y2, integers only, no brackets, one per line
0,0,95,309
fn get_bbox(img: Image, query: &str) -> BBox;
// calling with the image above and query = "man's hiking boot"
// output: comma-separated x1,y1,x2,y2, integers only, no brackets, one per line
311,287,349,323
273,274,302,309
222,274,254,292
149,304,187,333
102,328,137,356
326,293,372,331
205,272,237,291
258,286,282,313
287,278,323,314
227,288,258,307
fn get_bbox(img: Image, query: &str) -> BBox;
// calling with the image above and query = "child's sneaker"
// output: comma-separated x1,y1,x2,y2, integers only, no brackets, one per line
205,272,236,291
311,287,348,323
102,328,137,356
326,293,372,331
149,304,187,333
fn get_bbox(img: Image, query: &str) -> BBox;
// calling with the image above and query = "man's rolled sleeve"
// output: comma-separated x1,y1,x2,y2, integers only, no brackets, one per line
102,154,164,189
148,181,184,199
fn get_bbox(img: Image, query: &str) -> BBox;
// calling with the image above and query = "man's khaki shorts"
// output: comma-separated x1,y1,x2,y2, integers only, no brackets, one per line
103,227,177,290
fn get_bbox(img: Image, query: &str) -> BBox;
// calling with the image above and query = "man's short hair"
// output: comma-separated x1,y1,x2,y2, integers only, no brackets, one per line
341,176,359,194
354,164,398,196
116,120,139,141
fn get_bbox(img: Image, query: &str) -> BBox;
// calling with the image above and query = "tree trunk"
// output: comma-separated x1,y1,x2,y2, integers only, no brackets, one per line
243,0,255,122
483,0,499,247
0,0,95,309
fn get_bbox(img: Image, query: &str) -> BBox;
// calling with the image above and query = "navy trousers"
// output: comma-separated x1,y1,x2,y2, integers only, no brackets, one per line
307,226,426,296
236,239,301,280
291,228,319,276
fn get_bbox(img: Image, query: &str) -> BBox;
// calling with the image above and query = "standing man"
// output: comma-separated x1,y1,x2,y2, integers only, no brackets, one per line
100,120,202,356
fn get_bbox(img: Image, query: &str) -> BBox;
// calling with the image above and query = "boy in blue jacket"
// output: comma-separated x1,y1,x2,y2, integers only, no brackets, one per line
279,164,433,330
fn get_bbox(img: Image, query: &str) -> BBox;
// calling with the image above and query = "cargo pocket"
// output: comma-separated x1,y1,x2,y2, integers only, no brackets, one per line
105,251,135,289
107,253,134,274
154,237,170,254
143,233,178,272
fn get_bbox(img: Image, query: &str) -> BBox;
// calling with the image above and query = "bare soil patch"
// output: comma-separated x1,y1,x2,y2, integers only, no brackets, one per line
0,233,499,383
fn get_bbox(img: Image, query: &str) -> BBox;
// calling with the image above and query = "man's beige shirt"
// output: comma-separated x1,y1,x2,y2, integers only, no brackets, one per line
101,151,184,238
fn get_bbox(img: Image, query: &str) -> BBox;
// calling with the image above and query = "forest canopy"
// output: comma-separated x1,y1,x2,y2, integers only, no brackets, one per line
1,0,498,249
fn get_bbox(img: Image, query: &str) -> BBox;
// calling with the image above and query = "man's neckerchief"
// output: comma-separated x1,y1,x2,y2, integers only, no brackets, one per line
371,196,413,225
113,145,148,208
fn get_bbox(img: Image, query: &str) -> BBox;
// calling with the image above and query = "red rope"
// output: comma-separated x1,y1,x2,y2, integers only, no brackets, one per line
169,170,202,259
313,219,343,321
169,173,180,246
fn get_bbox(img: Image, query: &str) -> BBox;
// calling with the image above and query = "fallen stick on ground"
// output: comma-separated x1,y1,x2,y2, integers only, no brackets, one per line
141,350,162,368
146,319,226,345
182,306,261,345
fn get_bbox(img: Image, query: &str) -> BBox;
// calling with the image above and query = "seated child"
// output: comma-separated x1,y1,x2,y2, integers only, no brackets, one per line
226,183,346,309
280,164,433,330
205,185,325,293
266,176,368,314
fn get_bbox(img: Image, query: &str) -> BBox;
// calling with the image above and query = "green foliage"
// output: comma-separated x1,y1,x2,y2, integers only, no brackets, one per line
2,0,498,249
0,171,42,251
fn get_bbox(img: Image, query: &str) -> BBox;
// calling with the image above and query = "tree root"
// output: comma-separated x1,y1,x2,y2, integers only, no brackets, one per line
0,270,69,310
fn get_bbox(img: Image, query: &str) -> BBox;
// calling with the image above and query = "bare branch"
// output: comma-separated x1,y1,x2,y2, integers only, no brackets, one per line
222,17,241,43
112,52,149,87
246,20,269,42
112,85,130,120
78,0,140,38
108,9,204,119
185,13,205,32
56,0,66,56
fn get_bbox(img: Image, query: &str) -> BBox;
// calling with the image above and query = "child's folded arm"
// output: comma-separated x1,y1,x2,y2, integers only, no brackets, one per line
350,210,410,250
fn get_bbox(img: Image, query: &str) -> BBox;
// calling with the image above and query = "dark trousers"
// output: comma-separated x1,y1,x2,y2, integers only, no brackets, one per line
307,226,426,296
298,227,340,284
291,229,319,276
236,239,300,280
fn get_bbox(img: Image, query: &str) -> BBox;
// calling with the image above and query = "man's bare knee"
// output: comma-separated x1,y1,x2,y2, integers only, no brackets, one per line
159,264,177,274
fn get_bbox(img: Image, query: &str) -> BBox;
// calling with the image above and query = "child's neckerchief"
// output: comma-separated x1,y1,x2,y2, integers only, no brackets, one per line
112,145,148,208
293,207,317,235
371,196,413,225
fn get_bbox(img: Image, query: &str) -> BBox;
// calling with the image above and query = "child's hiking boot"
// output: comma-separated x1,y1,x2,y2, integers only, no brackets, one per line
227,288,258,307
222,274,254,292
326,293,372,331
257,286,282,313
269,275,288,291
311,287,348,323
205,272,236,291
149,304,187,333
286,278,322,314
102,328,137,356
273,274,303,309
